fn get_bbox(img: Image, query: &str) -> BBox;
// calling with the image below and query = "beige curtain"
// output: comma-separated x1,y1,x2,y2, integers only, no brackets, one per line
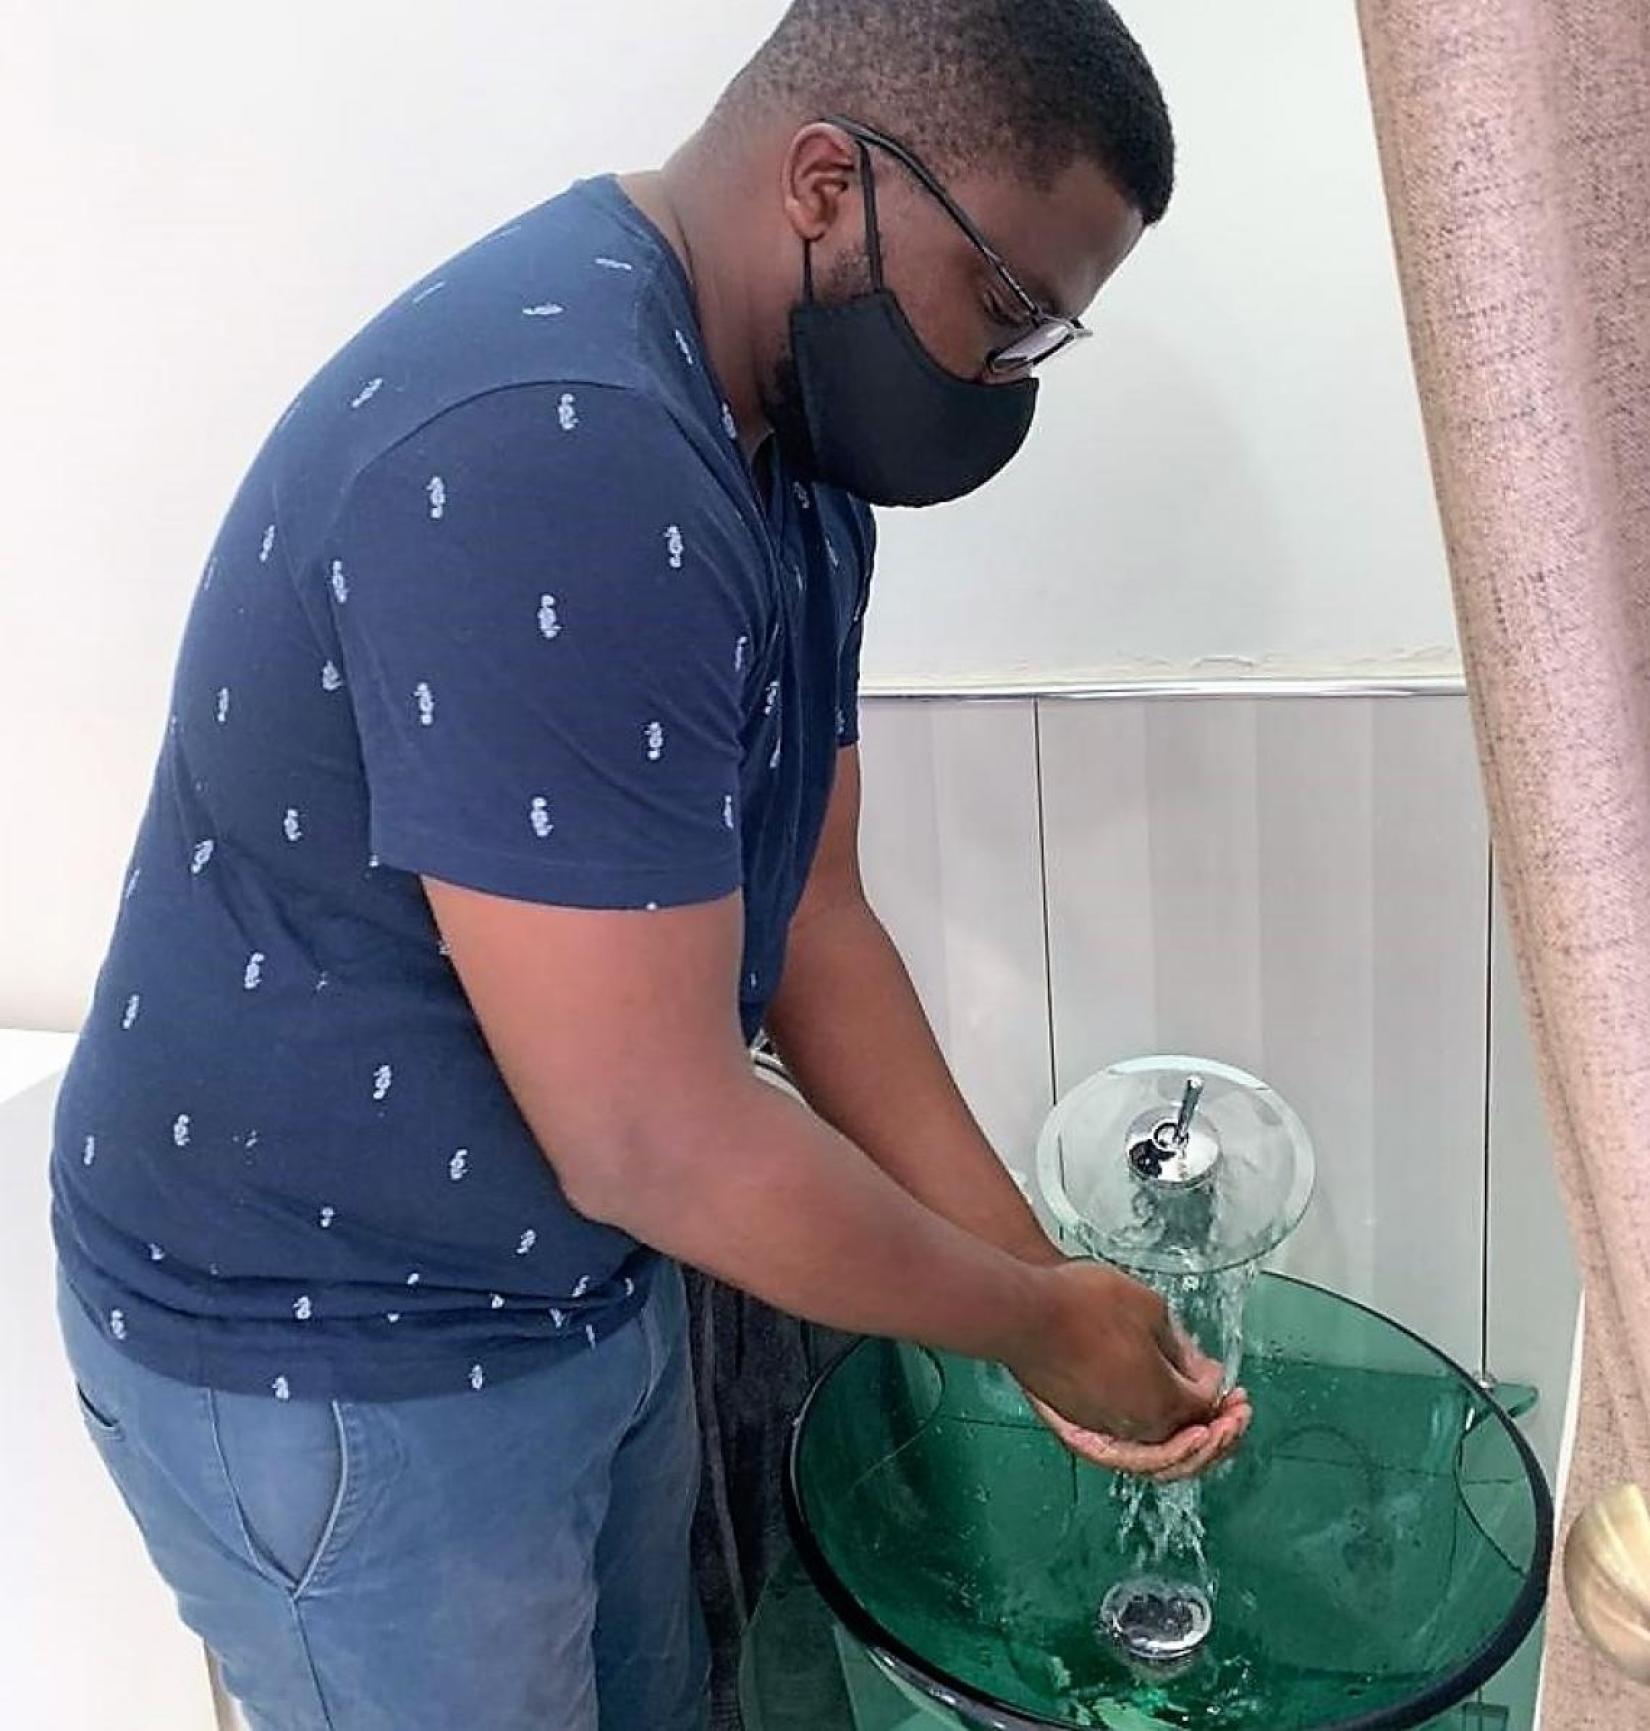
1355,2,1650,1721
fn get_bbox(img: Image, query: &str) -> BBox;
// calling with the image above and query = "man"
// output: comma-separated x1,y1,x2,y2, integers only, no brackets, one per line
51,2,1250,1726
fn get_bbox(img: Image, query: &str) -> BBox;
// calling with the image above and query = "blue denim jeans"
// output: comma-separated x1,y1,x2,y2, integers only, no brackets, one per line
57,1259,709,1731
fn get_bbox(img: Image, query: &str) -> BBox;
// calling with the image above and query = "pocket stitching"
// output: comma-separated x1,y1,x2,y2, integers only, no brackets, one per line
207,1388,348,1600
73,1380,122,1438
290,1402,351,1600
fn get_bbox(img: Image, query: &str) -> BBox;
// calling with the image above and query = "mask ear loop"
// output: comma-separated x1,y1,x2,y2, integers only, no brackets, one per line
856,138,885,290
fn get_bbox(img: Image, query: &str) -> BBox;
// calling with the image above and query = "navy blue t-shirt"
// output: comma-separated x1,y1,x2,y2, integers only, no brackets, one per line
50,176,875,1402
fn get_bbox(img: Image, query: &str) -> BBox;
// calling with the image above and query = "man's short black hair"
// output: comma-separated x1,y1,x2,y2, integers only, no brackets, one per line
726,0,1174,223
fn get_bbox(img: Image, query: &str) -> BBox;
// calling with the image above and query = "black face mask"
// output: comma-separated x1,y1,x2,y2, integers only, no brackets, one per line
772,161,1039,508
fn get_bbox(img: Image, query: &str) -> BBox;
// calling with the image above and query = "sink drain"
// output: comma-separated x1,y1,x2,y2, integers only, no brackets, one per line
1098,1576,1213,1665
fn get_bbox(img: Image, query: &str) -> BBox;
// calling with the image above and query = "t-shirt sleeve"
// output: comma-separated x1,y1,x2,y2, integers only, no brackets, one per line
323,383,766,909
834,502,877,750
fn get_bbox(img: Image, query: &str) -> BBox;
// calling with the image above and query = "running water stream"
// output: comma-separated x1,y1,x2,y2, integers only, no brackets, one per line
1115,1260,1258,1571
1033,1059,1316,1683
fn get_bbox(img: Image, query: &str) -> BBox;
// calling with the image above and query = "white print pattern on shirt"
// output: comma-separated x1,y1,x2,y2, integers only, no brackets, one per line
594,256,633,272
319,1206,335,1229
216,687,231,725
243,952,265,991
372,1063,393,1101
645,721,665,762
386,1312,400,1324
722,403,739,441
490,1293,504,1309
550,1308,566,1327
82,1135,96,1167
414,681,435,727
427,476,446,520
321,660,343,692
411,280,447,304
283,808,304,843
110,1309,127,1340
529,797,554,839
272,1376,291,1400
172,1114,191,1148
538,594,561,640
191,839,215,875
259,524,276,564
406,1271,421,1285
469,1364,486,1391
764,681,780,716
734,635,749,674
148,1243,165,1262
448,1149,468,1181
330,560,349,603
723,794,736,830
516,1229,537,1256
665,525,684,569
293,1295,313,1321
674,328,695,366
793,482,812,511
350,377,384,409
121,994,141,1030
586,1322,599,1349
571,1274,591,1299
770,740,782,771
522,302,564,318
557,393,579,432
826,538,840,570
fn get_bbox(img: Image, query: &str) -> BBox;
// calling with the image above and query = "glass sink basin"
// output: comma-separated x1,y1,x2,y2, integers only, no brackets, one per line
771,1272,1553,1731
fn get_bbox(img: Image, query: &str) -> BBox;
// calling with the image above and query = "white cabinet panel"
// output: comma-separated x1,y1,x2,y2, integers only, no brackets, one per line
855,700,1054,1174
1487,876,1582,1481
1038,695,1488,1367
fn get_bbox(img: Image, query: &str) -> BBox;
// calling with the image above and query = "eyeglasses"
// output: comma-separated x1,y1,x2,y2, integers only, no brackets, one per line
824,114,1093,376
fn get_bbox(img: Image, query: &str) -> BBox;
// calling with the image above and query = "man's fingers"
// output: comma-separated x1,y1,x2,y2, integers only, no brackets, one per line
1084,1427,1210,1474
1153,1394,1252,1482
1157,1320,1225,1411
1027,1393,1209,1472
1027,1386,1254,1481
1152,1410,1246,1482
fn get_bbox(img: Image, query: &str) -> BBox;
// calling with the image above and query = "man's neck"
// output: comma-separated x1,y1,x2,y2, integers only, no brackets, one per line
620,140,774,464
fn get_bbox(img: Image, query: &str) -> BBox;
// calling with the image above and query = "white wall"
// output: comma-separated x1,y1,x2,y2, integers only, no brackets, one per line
3,1,1456,1028
875,2,1458,690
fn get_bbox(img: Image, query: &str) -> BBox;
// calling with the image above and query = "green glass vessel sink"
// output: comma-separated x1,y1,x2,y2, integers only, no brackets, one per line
772,1273,1552,1731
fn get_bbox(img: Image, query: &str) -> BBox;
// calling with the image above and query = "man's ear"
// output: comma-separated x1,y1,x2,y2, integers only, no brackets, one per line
780,123,861,246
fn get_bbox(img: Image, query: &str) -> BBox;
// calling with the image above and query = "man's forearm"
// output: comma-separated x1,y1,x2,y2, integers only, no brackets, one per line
572,1071,1052,1362
765,896,1064,1268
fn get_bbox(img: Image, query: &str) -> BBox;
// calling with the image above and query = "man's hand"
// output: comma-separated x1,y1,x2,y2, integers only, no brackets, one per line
1026,1382,1252,1483
1006,1259,1253,1482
